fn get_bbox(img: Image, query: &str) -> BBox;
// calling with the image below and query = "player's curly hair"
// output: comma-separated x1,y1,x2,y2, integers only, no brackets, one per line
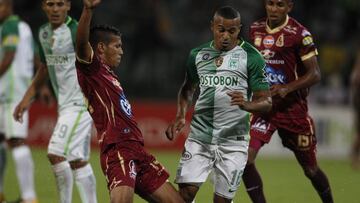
89,24,122,48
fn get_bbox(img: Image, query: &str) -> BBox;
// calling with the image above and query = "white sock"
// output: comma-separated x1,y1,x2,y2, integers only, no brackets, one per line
52,161,73,203
11,145,36,200
73,164,97,203
0,143,6,193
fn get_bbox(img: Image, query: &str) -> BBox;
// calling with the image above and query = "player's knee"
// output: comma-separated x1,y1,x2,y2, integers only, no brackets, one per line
69,159,88,169
7,138,26,148
178,184,198,202
47,153,66,165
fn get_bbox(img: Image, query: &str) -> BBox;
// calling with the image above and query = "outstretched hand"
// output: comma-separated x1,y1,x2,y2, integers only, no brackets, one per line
83,0,101,9
227,91,247,110
270,84,290,98
13,100,31,123
165,117,186,141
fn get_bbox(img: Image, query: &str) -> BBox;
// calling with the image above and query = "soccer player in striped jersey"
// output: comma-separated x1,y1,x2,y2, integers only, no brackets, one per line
14,1,97,203
0,0,37,202
75,0,184,202
166,6,272,203
242,0,334,202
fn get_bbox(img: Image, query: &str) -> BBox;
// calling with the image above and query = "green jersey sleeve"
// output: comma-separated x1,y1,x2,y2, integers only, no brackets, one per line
1,16,20,51
243,42,269,92
186,49,199,83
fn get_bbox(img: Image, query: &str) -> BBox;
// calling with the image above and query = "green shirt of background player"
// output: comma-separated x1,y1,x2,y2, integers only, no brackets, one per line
166,6,272,203
14,1,98,203
0,0,37,202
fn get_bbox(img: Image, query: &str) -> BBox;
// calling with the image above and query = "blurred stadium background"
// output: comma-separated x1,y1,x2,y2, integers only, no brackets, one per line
3,0,360,202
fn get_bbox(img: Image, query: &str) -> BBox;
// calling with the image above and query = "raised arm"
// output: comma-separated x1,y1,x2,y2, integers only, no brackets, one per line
76,0,101,62
165,74,197,140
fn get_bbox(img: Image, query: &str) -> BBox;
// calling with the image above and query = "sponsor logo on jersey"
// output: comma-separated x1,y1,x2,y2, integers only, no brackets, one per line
263,35,274,48
45,54,75,66
202,53,210,60
260,49,275,59
254,36,262,47
199,74,239,88
42,31,48,39
3,35,19,47
128,160,137,180
302,36,314,46
215,56,223,67
265,65,287,85
182,150,192,161
275,34,284,47
251,117,269,133
119,93,132,117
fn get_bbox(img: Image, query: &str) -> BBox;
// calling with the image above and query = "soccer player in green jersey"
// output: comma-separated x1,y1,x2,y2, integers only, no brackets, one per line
14,0,98,203
166,6,272,203
0,0,37,202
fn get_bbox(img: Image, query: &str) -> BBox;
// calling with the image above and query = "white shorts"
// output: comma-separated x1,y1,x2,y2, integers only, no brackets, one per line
48,110,93,162
0,103,29,138
175,138,248,199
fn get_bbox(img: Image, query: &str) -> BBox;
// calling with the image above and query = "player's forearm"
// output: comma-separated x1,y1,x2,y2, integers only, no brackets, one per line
244,97,272,113
0,51,15,77
76,7,93,60
22,65,49,102
284,56,321,94
176,86,194,119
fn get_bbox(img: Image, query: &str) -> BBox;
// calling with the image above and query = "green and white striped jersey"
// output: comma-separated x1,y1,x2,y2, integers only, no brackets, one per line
187,40,269,145
38,16,85,113
0,15,34,104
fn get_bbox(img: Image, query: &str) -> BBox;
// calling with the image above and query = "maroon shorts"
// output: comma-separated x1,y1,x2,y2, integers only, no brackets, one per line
100,141,169,196
250,115,317,166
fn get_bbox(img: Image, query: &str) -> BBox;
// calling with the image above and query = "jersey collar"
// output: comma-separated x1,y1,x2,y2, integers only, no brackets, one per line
265,15,289,34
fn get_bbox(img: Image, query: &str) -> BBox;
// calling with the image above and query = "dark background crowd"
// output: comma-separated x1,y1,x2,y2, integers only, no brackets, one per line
14,0,360,104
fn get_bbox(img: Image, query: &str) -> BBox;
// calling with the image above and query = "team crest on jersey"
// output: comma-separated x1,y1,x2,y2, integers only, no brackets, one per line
254,36,262,47
275,34,284,47
263,35,274,48
215,56,223,67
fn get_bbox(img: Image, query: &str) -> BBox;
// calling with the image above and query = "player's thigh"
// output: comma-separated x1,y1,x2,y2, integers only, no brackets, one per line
0,103,29,139
278,128,317,167
48,110,92,161
175,138,215,185
213,143,248,199
147,182,183,203
110,185,134,203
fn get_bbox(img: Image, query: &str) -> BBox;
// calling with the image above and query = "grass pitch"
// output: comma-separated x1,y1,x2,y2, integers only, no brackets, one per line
3,148,359,203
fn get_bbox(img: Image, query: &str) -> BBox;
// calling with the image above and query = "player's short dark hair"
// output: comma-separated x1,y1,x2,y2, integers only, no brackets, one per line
214,6,241,20
89,24,122,48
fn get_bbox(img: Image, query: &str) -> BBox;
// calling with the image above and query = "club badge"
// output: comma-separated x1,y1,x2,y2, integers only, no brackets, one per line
215,56,223,67
276,34,284,47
